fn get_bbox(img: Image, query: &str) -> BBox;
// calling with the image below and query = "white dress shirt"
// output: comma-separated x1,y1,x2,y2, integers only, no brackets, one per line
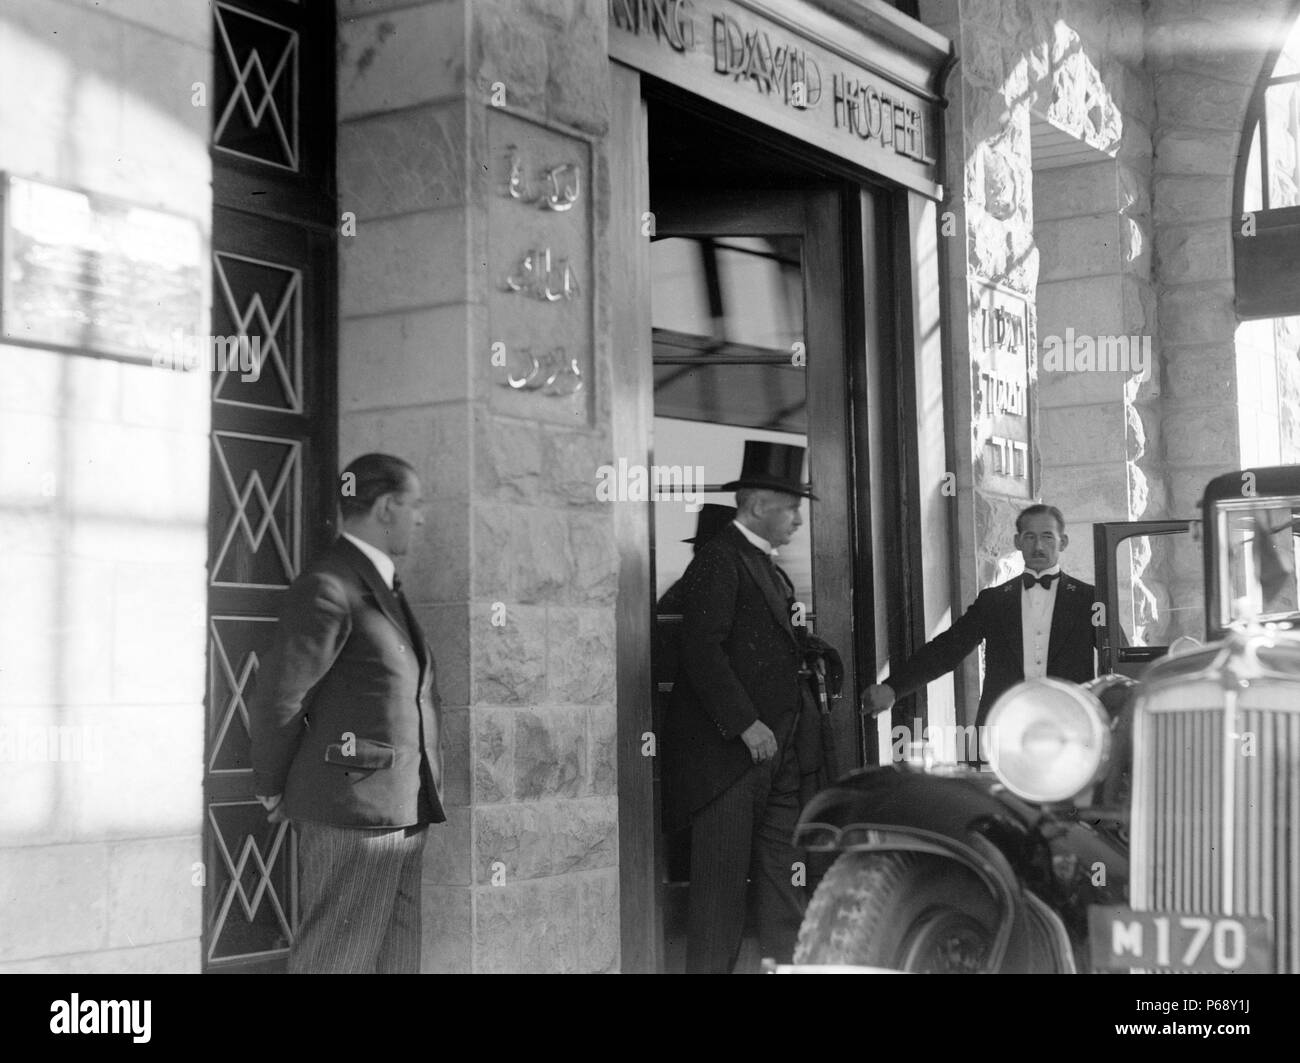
732,520,776,557
342,531,396,590
1021,563,1061,679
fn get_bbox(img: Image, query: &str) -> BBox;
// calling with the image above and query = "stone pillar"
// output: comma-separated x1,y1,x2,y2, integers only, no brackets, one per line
1146,0,1298,635
336,0,619,972
0,0,211,971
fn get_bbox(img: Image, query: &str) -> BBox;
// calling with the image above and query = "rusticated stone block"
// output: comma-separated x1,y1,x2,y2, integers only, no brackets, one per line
0,940,199,975
1154,224,1231,286
472,505,571,603
425,603,471,707
1035,214,1123,282
474,797,616,883
473,707,514,803
961,24,1006,92
471,603,548,705
338,4,465,121
422,885,472,973
568,512,619,605
0,843,108,962
440,706,471,807
545,0,611,135
546,431,611,507
423,806,472,886
340,305,473,413
107,836,201,949
547,606,616,703
1038,404,1128,466
475,414,544,503
475,802,552,881
1038,462,1132,525
1154,71,1248,131
471,2,548,116
1033,160,1122,220
1152,175,1229,225
340,403,472,505
474,878,580,973
1152,129,1239,176
578,868,620,972
1162,404,1239,467
587,706,617,796
515,707,586,800
552,796,618,875
1157,285,1234,345
340,104,467,218
339,208,468,318
1037,275,1128,340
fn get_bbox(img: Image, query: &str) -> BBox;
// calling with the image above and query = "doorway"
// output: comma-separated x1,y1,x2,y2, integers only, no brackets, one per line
644,92,871,972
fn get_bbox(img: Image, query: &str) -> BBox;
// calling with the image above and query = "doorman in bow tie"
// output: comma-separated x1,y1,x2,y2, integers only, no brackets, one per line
864,504,1099,731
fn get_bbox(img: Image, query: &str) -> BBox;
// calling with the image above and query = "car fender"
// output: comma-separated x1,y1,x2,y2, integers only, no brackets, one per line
797,765,1087,972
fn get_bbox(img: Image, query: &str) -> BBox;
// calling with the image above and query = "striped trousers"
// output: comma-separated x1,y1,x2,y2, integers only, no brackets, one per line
685,737,807,974
290,820,428,974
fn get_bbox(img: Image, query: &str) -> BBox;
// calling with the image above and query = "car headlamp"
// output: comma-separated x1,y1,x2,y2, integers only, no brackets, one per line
985,678,1111,803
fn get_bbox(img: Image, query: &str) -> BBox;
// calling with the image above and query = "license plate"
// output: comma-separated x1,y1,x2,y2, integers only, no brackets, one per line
1088,906,1272,973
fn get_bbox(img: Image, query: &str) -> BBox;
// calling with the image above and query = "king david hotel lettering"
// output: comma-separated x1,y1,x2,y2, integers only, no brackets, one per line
609,0,938,173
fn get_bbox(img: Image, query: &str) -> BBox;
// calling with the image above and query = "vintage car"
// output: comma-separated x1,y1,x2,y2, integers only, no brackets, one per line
788,464,1300,973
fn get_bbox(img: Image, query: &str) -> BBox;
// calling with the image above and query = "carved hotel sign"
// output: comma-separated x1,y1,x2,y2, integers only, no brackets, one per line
608,0,942,198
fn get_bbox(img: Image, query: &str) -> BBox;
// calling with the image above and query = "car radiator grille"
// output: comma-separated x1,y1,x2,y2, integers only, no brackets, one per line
1131,688,1300,974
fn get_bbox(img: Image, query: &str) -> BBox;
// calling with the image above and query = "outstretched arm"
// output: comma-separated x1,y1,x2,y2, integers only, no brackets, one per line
874,593,991,707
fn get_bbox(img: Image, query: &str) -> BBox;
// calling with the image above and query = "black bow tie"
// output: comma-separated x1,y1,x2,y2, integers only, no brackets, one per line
1022,571,1059,591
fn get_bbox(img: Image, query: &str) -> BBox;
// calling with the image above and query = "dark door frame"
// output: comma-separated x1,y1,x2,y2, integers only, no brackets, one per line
609,67,922,971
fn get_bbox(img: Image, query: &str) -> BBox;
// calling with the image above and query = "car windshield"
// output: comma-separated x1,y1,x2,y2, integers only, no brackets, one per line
1218,496,1300,626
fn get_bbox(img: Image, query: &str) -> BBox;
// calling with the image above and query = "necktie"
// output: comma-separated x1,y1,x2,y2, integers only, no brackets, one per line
1022,571,1060,591
392,574,402,596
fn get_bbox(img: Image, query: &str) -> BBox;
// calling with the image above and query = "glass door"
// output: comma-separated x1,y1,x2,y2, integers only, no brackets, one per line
648,189,859,971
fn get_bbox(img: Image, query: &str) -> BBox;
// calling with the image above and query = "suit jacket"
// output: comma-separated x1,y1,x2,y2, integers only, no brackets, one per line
250,537,446,828
887,572,1098,725
661,525,806,831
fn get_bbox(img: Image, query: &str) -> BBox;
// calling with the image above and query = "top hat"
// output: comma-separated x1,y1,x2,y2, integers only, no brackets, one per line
721,440,818,500
682,503,736,545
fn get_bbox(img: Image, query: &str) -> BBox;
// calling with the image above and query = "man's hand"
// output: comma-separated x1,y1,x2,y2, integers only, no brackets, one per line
740,720,778,764
862,683,896,716
258,793,289,824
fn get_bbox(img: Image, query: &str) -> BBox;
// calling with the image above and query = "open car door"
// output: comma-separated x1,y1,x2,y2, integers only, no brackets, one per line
1093,519,1200,677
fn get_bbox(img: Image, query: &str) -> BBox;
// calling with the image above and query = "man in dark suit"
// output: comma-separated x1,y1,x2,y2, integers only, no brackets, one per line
250,452,444,973
662,442,824,974
864,503,1098,732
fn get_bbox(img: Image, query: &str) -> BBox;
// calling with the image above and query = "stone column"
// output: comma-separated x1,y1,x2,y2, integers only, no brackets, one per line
336,0,619,972
1146,0,1299,635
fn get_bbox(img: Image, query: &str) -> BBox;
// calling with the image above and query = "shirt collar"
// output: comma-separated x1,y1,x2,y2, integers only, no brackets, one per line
732,519,776,557
1023,563,1062,581
342,531,396,590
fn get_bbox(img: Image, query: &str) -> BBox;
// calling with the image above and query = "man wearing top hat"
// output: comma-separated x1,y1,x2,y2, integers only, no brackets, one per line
662,440,839,973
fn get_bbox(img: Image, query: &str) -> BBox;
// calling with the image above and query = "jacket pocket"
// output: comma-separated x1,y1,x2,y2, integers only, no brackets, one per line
323,738,396,770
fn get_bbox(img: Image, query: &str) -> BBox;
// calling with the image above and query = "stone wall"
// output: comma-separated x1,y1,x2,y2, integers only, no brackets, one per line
921,0,1299,657
0,0,210,972
337,0,620,972
920,0,1154,703
1146,0,1298,636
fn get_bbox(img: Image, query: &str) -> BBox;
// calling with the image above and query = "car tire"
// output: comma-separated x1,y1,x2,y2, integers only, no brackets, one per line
793,851,1000,972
